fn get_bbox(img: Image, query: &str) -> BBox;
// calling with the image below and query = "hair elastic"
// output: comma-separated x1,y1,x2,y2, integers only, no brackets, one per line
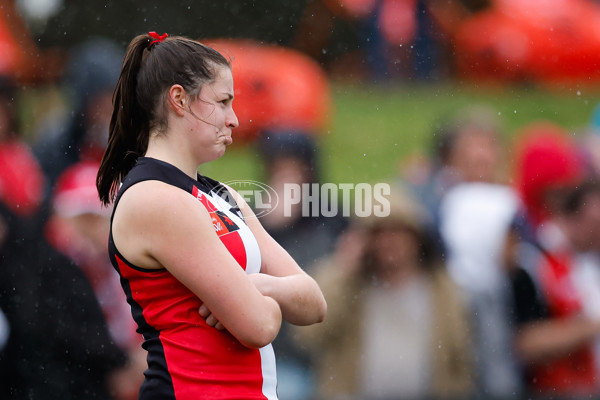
148,32,168,46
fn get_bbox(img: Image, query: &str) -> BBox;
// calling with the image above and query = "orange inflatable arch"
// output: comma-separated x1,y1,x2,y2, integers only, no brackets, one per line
202,38,332,142
453,0,600,85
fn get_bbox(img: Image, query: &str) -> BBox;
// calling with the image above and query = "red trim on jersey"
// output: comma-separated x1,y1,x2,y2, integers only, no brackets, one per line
220,231,248,270
193,186,217,212
192,185,248,269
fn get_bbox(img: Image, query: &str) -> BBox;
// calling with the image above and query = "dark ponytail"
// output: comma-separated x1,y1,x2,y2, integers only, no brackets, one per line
97,35,148,205
96,33,230,205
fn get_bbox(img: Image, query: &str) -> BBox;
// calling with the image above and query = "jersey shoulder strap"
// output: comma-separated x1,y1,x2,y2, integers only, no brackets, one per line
112,157,241,220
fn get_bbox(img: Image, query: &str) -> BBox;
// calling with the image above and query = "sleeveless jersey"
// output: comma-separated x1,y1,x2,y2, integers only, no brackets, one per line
108,157,278,399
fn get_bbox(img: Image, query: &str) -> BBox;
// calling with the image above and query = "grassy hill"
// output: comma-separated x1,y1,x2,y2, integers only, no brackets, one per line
200,82,600,185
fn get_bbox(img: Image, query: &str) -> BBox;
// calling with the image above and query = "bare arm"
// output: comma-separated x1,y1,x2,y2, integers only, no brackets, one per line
229,185,327,326
515,316,600,365
112,181,282,348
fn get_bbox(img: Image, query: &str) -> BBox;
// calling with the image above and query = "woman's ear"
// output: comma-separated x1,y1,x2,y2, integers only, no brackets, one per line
168,84,187,117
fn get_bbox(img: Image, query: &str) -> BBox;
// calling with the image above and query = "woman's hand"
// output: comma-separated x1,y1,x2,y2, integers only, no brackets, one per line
221,184,327,326
247,272,326,326
198,303,225,331
247,272,276,296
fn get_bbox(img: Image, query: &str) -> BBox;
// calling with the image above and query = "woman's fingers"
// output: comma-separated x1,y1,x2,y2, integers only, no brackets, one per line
205,313,219,327
199,304,224,330
198,304,210,317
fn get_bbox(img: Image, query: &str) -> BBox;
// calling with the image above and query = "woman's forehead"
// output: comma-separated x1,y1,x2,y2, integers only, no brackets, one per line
202,67,233,95
214,66,234,87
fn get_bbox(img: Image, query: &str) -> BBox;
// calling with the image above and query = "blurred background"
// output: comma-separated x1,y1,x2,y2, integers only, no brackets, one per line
4,0,600,399
5,0,600,185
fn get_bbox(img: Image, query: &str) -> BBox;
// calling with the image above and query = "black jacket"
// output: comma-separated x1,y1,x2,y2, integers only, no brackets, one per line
0,205,126,399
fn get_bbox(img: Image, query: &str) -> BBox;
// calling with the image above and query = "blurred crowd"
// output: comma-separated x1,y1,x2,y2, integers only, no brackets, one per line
0,37,145,399
4,2,600,399
286,103,600,400
294,0,600,84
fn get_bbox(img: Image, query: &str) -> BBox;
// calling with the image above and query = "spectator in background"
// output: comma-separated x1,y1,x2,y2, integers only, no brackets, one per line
435,105,525,398
46,161,146,399
504,182,600,400
0,152,127,398
258,131,347,271
513,121,586,229
564,182,600,392
405,104,504,228
297,185,474,400
0,75,129,399
293,0,490,81
510,126,600,398
257,131,347,400
34,37,122,199
0,79,45,220
0,200,128,399
438,175,523,399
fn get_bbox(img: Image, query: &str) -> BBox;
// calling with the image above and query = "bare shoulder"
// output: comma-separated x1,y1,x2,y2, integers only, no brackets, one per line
113,180,199,230
112,180,213,269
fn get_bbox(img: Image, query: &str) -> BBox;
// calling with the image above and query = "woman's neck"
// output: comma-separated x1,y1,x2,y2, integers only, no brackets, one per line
145,133,199,179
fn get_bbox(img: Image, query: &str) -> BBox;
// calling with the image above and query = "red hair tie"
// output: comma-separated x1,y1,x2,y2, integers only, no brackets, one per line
148,31,168,46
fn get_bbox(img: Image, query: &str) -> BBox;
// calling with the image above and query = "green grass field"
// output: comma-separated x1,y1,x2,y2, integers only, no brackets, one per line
200,82,600,186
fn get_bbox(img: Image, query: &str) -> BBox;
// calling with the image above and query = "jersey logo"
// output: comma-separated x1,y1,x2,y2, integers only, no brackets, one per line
193,186,240,236
210,210,240,236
